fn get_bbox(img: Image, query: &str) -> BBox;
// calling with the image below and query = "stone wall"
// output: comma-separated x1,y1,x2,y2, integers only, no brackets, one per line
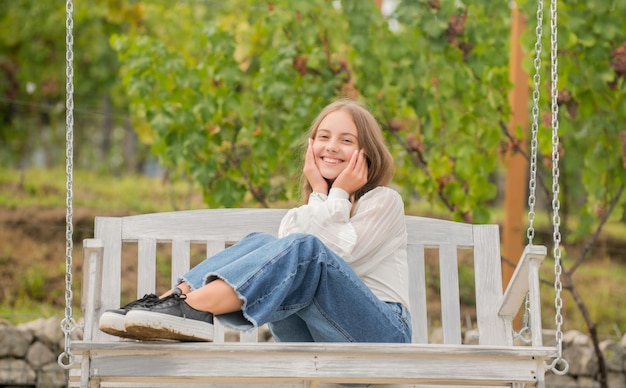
544,330,626,387
1,317,625,387
0,317,69,388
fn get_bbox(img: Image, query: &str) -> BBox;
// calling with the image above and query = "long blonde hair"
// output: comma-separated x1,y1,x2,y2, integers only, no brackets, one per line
301,99,394,203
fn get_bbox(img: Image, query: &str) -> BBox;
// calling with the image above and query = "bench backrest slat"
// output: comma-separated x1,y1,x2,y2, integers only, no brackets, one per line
171,239,191,287
439,244,462,344
137,238,156,297
406,243,427,344
473,224,508,345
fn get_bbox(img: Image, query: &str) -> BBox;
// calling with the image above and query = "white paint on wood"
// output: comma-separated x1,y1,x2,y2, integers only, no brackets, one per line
171,239,190,286
438,244,461,345
472,225,507,346
137,238,156,297
407,243,427,343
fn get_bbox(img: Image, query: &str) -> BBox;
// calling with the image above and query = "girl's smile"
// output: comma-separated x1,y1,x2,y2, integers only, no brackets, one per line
320,156,343,165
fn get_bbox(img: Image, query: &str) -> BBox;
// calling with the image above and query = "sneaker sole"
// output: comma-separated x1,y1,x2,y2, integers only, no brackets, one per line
124,310,214,342
98,311,129,337
99,311,153,340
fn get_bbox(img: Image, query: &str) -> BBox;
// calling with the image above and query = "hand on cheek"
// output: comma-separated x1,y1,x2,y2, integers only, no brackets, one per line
303,139,329,194
333,149,368,196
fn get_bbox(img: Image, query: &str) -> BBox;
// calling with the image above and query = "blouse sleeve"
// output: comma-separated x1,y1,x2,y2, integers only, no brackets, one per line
278,186,405,269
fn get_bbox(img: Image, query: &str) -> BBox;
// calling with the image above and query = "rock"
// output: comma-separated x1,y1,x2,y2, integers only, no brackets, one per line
38,361,69,388
0,319,32,358
607,372,626,388
562,344,598,377
577,376,601,387
26,340,56,368
545,372,577,387
17,317,46,339
600,339,624,373
562,329,591,346
18,316,63,349
0,358,37,385
42,316,65,348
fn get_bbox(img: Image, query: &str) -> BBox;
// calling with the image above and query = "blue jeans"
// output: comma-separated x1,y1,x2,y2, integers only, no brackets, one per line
179,232,411,343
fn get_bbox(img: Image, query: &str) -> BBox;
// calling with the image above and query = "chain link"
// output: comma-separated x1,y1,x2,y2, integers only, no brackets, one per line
58,0,79,370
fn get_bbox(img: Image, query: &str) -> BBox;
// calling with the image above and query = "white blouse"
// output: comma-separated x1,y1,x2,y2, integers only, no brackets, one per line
278,186,410,309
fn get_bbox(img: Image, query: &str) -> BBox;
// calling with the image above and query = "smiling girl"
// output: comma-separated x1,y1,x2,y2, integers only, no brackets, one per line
99,99,412,344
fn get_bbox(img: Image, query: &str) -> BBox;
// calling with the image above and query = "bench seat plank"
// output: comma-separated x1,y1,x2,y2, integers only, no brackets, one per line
72,342,555,386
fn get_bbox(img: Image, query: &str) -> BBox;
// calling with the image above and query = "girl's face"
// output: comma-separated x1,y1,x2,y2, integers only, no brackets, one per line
312,110,360,181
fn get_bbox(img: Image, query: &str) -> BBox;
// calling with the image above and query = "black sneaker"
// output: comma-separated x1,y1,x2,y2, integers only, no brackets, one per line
98,293,161,338
124,288,214,341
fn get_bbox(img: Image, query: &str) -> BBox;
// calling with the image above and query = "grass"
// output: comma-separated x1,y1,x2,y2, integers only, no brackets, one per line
0,167,207,213
543,255,626,339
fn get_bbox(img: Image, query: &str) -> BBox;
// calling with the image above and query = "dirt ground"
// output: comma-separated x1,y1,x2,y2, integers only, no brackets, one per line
0,206,116,310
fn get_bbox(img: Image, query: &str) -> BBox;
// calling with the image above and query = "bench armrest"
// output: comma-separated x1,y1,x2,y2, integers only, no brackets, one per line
498,244,547,346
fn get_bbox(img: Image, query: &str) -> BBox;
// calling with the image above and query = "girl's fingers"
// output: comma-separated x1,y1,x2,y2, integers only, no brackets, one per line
305,139,316,165
349,149,359,168
356,150,366,173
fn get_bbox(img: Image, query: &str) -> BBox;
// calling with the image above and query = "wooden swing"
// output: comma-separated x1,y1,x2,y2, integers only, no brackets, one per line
57,0,569,387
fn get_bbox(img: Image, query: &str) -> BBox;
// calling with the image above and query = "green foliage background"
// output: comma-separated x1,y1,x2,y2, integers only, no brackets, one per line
1,0,625,238
105,0,513,220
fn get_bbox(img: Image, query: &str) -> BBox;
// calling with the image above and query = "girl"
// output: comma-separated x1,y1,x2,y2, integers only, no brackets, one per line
99,99,412,344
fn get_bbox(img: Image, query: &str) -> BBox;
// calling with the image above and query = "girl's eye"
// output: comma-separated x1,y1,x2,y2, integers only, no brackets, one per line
342,138,353,143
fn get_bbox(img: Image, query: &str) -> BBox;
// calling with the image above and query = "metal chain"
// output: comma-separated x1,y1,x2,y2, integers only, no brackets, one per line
526,0,543,246
514,0,544,343
58,0,79,370
545,0,568,375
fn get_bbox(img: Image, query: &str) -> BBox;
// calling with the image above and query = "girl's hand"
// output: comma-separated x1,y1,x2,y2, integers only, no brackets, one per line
333,149,368,196
303,138,329,194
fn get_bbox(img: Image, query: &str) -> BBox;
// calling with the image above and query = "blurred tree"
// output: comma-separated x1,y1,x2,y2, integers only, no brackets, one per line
0,0,147,172
0,1,66,166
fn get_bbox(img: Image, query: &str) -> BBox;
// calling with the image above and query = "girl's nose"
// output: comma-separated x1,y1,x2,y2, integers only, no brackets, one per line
326,140,338,152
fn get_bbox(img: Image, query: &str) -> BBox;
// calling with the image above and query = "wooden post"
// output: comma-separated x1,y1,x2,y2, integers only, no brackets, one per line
504,2,530,329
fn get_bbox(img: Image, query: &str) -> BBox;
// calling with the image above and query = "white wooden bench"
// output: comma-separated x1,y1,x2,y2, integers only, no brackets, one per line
69,208,556,387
